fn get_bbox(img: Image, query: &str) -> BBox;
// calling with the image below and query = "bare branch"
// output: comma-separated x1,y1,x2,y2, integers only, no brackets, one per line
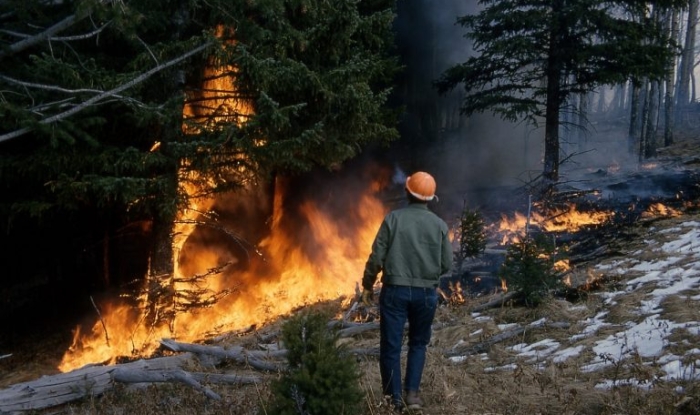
0,41,213,144
0,74,109,95
0,0,112,60
0,22,110,42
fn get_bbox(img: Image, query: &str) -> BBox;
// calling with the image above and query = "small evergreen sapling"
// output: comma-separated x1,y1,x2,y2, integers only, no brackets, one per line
267,310,363,415
456,205,487,263
499,234,565,307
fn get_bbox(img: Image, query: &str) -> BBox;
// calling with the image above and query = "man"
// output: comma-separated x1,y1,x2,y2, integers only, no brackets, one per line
361,171,453,412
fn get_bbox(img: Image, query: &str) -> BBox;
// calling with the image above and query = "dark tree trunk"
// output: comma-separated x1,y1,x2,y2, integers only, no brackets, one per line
628,81,641,154
543,0,564,183
676,0,697,107
638,79,650,161
146,0,191,331
644,80,659,158
577,92,588,153
664,9,678,146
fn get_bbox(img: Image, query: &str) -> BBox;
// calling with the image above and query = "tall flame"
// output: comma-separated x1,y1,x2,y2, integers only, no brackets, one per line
58,26,390,372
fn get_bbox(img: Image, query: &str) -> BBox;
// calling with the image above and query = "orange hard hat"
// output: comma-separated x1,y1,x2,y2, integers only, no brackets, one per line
405,171,436,201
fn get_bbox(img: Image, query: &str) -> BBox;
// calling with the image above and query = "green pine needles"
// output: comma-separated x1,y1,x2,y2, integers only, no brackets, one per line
456,205,487,263
267,311,363,415
499,234,566,307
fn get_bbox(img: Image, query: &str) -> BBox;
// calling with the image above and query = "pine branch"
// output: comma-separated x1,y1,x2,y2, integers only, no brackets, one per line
0,41,213,144
0,0,117,59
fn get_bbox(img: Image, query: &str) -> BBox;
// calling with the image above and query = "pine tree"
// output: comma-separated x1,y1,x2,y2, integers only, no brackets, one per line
435,0,682,183
499,234,565,307
268,311,364,415
0,0,399,318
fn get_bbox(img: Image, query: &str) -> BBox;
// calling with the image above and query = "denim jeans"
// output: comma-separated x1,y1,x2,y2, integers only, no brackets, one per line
379,284,438,405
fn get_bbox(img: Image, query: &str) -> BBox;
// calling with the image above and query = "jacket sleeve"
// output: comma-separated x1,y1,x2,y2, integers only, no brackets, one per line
362,219,390,290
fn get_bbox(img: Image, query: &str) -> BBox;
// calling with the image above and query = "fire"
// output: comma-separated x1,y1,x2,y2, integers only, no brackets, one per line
182,25,252,133
554,259,570,272
58,25,390,372
539,205,613,232
489,204,613,244
641,202,681,218
438,281,465,305
59,177,388,371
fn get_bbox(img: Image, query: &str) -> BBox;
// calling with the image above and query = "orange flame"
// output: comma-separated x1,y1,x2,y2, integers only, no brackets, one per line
489,204,613,244
59,177,388,371
641,202,681,218
58,25,390,372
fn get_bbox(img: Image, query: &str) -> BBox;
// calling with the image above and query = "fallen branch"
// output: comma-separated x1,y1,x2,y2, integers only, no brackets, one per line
111,368,221,400
470,291,519,312
338,321,380,337
0,347,267,413
160,338,285,372
444,320,570,358
0,353,192,413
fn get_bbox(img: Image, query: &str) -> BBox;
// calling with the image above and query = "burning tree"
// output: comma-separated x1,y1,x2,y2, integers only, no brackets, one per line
434,0,682,183
0,0,400,369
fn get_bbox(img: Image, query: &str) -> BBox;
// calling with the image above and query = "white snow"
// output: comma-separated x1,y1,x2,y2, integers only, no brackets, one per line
450,219,700,390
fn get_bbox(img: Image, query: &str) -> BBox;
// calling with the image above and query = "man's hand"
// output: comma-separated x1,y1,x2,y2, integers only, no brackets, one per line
361,289,374,307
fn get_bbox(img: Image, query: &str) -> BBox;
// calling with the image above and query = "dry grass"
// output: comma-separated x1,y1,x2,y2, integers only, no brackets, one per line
37,283,700,415
6,132,700,415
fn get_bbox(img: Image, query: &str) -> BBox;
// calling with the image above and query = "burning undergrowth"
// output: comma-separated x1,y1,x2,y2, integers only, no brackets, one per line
440,163,700,306
56,162,395,372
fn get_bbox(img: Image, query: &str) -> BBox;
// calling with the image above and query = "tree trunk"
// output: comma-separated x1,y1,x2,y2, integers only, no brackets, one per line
596,87,606,113
676,0,698,107
628,81,641,154
146,0,192,332
616,82,628,114
644,80,659,158
638,79,650,161
665,9,679,147
543,0,564,183
577,92,589,153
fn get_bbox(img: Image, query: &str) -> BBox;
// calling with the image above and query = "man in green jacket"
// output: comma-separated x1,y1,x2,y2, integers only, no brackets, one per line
362,171,453,412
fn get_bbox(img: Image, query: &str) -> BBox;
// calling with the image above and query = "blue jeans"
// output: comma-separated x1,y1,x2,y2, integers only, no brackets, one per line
379,284,438,405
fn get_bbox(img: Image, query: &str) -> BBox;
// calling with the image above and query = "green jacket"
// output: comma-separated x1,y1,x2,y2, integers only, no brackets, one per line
362,202,452,290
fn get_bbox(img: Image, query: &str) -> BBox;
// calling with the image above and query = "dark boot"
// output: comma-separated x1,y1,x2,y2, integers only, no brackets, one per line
405,390,423,409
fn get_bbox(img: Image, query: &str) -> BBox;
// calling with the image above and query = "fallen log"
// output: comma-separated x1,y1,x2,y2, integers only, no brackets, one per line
470,291,519,312
111,368,221,400
0,349,264,414
338,321,380,337
0,353,189,413
160,338,285,372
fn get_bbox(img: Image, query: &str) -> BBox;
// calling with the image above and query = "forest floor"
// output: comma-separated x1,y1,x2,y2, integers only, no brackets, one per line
2,126,700,414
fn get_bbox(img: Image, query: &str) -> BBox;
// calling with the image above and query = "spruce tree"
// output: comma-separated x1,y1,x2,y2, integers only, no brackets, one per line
0,1,399,311
268,311,364,415
435,0,682,183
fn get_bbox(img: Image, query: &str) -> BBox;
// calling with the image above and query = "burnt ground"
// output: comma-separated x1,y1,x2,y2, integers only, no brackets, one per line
1,126,700,414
